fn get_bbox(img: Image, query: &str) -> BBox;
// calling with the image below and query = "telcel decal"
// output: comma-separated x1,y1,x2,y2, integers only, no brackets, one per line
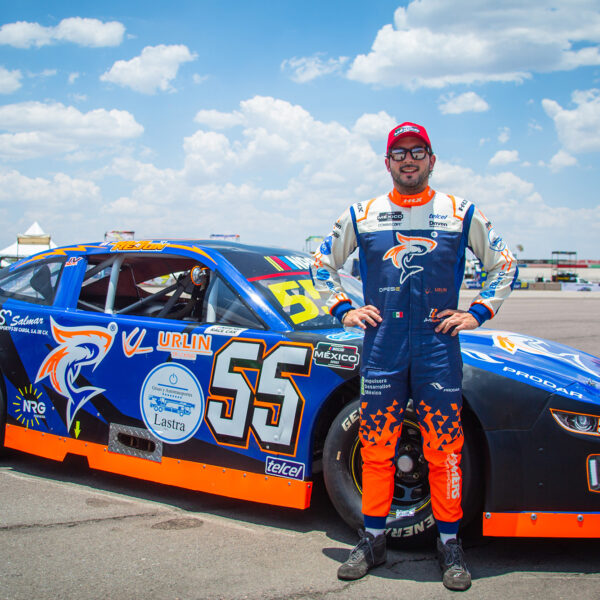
265,456,305,480
140,363,205,444
36,318,117,428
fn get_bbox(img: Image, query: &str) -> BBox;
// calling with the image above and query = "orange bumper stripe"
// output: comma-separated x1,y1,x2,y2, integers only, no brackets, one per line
5,424,312,509
483,511,600,538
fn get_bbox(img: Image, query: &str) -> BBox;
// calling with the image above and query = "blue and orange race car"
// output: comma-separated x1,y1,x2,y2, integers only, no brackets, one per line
0,239,599,544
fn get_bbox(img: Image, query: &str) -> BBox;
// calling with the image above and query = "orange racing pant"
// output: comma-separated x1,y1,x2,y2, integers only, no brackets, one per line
359,336,464,534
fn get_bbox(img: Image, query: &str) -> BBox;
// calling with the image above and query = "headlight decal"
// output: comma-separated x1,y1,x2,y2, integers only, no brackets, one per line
550,408,600,437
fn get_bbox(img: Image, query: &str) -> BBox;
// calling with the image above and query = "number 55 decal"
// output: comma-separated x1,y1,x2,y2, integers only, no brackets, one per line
205,339,312,455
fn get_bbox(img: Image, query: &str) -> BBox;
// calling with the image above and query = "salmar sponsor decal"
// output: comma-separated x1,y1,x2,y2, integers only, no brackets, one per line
0,309,47,335
313,342,359,370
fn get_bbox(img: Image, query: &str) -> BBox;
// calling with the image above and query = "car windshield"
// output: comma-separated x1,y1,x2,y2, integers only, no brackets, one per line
219,247,363,330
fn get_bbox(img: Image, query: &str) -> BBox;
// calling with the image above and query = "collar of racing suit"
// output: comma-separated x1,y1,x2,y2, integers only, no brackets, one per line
388,186,435,207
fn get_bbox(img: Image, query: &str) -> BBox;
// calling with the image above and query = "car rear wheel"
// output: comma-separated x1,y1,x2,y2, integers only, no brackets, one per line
322,398,481,547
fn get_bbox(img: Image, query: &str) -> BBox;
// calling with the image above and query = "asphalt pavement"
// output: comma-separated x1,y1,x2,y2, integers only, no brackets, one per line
2,290,600,600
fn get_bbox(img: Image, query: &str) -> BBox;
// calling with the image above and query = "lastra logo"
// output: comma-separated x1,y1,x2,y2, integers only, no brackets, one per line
36,318,117,428
383,233,437,284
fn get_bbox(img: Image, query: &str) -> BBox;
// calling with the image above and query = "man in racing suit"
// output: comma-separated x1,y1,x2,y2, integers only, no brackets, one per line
312,122,517,591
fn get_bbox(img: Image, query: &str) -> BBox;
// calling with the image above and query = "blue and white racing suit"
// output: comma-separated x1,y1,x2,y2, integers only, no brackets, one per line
312,186,517,533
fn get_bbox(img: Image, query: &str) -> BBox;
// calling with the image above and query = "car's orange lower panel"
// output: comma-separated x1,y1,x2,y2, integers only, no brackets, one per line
5,424,312,509
483,511,600,538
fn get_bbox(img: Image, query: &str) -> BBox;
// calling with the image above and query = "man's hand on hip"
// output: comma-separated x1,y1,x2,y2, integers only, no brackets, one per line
342,306,382,330
435,309,479,336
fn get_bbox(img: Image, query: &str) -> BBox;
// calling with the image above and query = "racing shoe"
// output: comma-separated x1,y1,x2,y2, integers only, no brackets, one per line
337,529,387,580
437,538,471,591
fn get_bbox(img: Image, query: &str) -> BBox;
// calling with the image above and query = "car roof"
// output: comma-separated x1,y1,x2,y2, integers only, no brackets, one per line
10,239,311,270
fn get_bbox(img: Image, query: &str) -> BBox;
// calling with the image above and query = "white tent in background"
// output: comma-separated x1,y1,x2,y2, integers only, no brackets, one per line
0,222,56,266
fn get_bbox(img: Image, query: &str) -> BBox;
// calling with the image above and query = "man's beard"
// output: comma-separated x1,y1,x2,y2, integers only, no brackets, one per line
391,167,430,193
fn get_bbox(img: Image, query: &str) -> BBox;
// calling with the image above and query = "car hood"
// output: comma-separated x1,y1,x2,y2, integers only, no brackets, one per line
460,328,600,405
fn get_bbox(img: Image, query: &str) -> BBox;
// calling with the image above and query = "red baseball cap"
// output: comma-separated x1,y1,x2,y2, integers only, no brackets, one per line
386,122,432,155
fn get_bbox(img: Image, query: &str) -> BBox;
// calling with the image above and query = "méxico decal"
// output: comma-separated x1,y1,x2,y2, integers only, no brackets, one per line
205,339,312,455
36,317,117,428
313,342,359,370
383,232,437,284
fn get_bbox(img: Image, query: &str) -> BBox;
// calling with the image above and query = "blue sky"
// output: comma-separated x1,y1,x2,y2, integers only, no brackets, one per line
1,0,599,258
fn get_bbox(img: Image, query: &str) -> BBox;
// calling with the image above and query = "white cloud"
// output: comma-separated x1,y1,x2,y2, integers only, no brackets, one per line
53,17,125,47
498,127,510,143
542,88,600,153
439,92,489,114
100,44,197,94
194,109,244,129
0,66,22,93
431,161,600,257
345,0,600,88
548,149,578,172
0,169,101,211
0,101,143,159
1,95,596,257
0,169,106,246
68,72,79,84
352,111,397,140
281,54,348,83
0,17,124,48
489,150,519,165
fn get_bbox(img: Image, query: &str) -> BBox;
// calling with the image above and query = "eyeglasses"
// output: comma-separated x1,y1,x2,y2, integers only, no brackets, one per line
388,147,429,161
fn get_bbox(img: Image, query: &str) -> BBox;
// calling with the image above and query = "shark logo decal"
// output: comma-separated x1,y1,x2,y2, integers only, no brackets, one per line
468,330,600,378
36,318,117,428
383,233,438,284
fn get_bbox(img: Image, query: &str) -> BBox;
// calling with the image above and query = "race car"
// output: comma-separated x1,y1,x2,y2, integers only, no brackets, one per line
0,239,598,544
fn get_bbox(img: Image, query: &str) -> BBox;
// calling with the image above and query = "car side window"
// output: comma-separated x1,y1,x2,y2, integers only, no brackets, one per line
0,260,64,305
203,274,263,328
76,254,264,329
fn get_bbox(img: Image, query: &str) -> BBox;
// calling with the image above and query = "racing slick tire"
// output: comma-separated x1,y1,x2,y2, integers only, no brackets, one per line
323,398,481,547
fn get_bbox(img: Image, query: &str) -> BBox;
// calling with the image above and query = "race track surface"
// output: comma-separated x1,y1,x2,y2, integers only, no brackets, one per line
2,290,599,600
